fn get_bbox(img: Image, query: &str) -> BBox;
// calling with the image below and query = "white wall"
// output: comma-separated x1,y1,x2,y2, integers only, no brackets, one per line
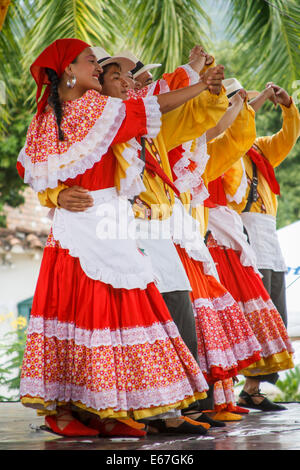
0,252,42,328
0,252,42,399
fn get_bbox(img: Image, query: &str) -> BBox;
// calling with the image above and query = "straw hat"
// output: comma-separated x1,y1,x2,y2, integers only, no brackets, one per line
112,50,161,77
91,47,137,70
222,78,260,100
92,46,161,77
130,60,162,79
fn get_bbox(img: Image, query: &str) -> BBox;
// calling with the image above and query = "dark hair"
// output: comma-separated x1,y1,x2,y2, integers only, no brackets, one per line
46,67,64,140
45,57,77,141
98,62,121,86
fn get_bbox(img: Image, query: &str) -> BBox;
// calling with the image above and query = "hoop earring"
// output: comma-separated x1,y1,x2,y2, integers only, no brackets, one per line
66,75,77,88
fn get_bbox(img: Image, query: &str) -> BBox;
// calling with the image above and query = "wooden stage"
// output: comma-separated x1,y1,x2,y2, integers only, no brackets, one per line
1,401,300,452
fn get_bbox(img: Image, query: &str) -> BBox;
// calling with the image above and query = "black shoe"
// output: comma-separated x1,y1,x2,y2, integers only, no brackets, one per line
146,418,208,435
238,390,287,412
182,411,226,427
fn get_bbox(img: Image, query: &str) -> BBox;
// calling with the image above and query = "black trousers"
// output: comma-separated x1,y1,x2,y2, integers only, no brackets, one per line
250,269,288,385
162,290,214,410
260,269,288,327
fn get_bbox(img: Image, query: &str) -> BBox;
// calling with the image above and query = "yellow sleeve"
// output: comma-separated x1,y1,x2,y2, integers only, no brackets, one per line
38,183,68,208
161,88,229,152
222,159,245,202
254,100,300,168
205,102,256,182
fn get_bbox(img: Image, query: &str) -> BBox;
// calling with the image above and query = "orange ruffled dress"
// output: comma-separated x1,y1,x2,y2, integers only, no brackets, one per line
167,138,262,385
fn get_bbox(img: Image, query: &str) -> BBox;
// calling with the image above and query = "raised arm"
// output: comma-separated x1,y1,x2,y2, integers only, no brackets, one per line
206,89,247,142
156,65,225,114
205,100,256,182
255,99,300,167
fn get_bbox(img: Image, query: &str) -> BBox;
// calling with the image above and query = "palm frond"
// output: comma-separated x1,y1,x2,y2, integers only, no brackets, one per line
0,0,36,131
224,0,300,91
121,0,211,76
23,0,125,64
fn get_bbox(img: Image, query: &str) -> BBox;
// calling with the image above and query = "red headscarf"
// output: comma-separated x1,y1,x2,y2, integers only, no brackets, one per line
30,38,90,116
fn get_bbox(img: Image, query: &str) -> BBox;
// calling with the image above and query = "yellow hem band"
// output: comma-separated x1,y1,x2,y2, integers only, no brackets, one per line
21,391,207,420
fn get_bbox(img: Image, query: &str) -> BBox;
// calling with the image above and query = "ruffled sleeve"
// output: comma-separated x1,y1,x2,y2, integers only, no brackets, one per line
17,90,161,193
168,135,210,206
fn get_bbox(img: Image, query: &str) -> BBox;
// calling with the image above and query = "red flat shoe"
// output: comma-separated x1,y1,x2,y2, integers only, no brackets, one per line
45,415,99,437
232,405,250,414
88,418,147,437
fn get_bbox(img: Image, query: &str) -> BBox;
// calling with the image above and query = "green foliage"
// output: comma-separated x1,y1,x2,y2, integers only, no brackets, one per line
0,322,27,401
224,0,300,90
210,36,300,230
123,0,210,77
22,0,125,69
0,76,32,226
275,365,300,402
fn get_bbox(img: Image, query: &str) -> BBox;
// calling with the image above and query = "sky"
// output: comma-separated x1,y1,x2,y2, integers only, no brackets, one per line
202,0,234,41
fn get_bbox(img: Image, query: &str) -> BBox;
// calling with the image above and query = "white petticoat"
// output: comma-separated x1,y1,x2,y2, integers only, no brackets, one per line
52,187,155,290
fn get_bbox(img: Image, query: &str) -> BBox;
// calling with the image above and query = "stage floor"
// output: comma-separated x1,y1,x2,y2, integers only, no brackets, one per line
1,402,300,451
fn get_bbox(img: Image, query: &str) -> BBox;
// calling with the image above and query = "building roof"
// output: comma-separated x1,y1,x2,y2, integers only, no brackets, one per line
0,187,51,255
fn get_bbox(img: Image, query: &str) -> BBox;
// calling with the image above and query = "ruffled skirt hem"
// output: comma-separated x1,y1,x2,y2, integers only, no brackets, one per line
20,391,207,421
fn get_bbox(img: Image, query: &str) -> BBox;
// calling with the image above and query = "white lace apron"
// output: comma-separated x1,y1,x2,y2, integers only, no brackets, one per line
52,187,155,289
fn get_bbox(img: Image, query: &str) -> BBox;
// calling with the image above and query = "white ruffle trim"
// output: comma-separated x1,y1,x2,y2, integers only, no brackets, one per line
178,64,200,85
146,79,170,96
143,95,162,138
18,97,126,193
238,297,277,315
20,375,208,413
193,291,237,312
26,317,180,347
18,95,161,193
173,134,210,205
118,138,146,199
198,337,261,372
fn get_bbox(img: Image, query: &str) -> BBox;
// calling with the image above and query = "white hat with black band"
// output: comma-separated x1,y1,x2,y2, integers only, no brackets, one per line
91,47,137,71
